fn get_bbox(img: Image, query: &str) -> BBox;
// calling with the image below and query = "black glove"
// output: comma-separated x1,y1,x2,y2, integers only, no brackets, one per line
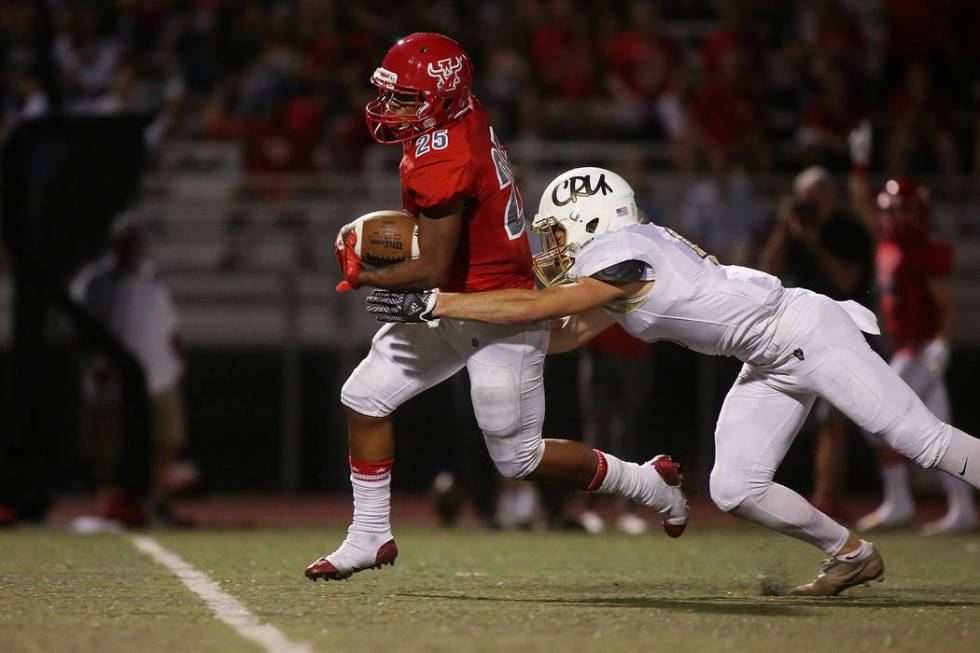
366,289,439,323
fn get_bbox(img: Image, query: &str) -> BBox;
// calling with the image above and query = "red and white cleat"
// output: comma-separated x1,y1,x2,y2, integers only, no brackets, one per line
649,454,688,538
305,538,398,582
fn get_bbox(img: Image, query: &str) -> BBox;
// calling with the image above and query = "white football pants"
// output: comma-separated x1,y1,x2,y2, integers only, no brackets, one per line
710,289,957,554
341,319,549,479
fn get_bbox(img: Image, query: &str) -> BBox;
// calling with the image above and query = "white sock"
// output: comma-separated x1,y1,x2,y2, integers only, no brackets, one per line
879,463,913,514
940,472,976,519
729,482,850,554
836,539,872,563
348,458,392,538
936,427,980,488
589,451,664,508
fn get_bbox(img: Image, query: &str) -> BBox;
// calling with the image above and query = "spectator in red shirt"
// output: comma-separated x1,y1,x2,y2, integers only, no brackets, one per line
527,0,598,136
688,46,769,172
604,2,688,143
699,1,767,95
786,0,868,84
530,1,596,100
605,3,683,104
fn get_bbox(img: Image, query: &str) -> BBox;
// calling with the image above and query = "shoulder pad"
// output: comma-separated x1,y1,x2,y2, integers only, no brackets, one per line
591,260,647,285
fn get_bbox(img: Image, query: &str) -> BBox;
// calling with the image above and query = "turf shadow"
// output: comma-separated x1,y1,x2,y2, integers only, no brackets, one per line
399,591,980,615
774,596,980,609
396,592,814,617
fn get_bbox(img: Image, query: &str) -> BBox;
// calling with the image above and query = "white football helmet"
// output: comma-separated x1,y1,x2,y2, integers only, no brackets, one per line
531,167,640,286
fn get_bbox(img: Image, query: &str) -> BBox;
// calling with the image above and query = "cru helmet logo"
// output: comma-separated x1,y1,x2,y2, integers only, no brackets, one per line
427,56,463,90
551,174,614,207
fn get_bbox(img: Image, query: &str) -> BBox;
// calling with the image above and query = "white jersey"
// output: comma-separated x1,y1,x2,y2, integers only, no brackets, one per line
572,223,790,364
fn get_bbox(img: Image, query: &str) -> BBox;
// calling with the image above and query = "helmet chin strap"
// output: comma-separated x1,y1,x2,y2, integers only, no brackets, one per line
449,95,474,120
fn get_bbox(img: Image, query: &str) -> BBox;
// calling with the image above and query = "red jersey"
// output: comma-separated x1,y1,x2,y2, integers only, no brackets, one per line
876,236,952,349
399,102,534,293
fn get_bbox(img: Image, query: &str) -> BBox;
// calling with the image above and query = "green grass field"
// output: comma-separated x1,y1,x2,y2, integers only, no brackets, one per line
2,524,979,652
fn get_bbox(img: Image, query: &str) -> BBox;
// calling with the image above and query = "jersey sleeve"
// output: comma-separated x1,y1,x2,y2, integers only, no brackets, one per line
403,147,475,213
572,231,655,281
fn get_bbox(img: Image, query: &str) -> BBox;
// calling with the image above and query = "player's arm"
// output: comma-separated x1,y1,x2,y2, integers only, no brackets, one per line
433,277,630,325
846,119,880,238
546,307,617,355
357,201,463,291
922,275,954,373
757,197,793,276
927,276,954,343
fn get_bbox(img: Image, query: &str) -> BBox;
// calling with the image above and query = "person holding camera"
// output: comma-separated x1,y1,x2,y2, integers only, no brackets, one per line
758,165,874,521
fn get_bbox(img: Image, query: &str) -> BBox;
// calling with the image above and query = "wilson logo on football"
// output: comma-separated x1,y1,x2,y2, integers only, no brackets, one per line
370,235,404,251
427,56,463,90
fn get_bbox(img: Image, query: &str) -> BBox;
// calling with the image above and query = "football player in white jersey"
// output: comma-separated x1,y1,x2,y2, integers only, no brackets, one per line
368,167,980,596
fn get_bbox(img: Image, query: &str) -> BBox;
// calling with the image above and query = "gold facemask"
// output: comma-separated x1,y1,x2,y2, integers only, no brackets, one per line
531,217,575,287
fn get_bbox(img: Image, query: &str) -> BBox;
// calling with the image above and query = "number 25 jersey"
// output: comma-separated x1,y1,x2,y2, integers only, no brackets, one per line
399,101,534,293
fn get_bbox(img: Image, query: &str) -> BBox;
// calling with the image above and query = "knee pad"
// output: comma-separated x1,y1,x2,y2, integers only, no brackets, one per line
709,466,750,513
490,437,545,480
340,368,393,418
470,366,520,436
470,364,542,478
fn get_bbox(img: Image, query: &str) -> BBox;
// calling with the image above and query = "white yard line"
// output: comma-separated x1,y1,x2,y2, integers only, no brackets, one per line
131,536,313,653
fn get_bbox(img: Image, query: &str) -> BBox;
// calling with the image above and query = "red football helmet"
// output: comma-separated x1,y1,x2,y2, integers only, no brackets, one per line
365,33,474,144
877,177,931,240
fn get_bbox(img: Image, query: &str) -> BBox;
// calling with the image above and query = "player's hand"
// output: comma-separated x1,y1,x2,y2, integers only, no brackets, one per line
848,119,872,167
922,338,950,375
366,289,439,323
334,225,362,293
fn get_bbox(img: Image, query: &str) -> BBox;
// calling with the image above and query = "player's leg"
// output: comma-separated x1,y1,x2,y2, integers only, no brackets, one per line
710,365,852,553
612,355,655,535
809,402,850,523
797,297,980,496
306,323,464,580
856,352,921,532
710,364,883,596
457,321,687,536
921,371,977,534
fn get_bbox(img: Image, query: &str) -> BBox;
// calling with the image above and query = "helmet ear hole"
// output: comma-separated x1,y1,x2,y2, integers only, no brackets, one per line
585,218,599,234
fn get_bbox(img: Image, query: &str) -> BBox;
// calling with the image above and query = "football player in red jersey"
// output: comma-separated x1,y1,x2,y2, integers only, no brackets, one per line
856,178,977,534
305,34,687,581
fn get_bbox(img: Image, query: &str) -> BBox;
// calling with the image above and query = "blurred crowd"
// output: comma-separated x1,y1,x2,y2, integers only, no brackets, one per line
2,0,980,178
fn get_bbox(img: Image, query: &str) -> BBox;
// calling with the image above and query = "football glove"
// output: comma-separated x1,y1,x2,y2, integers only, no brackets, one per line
921,338,950,375
848,119,872,167
366,289,438,323
334,226,362,293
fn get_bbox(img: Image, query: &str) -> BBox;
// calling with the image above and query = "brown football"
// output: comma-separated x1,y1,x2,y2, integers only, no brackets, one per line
352,210,420,267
